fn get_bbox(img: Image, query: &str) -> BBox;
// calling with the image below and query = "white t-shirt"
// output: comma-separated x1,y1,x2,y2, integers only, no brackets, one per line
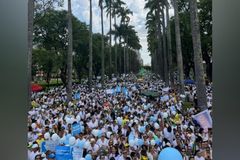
97,138,109,148
195,156,205,160
28,151,40,160
87,144,100,153
147,152,154,160
163,128,175,144
88,120,98,129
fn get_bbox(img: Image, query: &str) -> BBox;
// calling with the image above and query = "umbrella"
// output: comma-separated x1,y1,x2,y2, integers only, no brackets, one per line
141,90,160,98
184,79,195,85
31,84,43,92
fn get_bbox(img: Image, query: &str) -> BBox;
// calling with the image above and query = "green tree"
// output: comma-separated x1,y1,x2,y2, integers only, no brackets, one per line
34,10,86,84
33,48,56,86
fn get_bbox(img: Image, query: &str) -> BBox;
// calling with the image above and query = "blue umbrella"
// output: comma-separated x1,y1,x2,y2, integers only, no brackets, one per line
184,79,195,85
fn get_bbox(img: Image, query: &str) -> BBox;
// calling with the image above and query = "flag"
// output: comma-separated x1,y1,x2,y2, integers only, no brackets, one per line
122,87,129,97
74,93,80,100
192,110,212,129
116,86,121,93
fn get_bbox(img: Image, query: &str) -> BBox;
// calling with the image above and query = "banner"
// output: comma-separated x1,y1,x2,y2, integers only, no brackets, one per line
55,146,73,160
106,89,113,94
74,93,80,100
116,86,121,93
122,87,129,96
72,123,81,136
192,110,212,129
162,87,170,92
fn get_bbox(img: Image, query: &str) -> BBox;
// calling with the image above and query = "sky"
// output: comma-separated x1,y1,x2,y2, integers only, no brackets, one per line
59,0,174,66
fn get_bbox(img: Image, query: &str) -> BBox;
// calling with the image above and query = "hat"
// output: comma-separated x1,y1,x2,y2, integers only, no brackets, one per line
41,153,46,158
32,144,39,149
38,133,43,137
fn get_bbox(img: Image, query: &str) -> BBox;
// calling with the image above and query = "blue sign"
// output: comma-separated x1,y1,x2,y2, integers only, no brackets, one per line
72,123,81,136
41,141,47,153
122,87,129,97
74,93,81,100
55,146,73,160
116,86,121,93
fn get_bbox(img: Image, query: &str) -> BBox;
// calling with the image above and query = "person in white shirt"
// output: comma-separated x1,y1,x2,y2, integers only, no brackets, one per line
72,134,87,160
163,126,175,145
97,134,109,148
194,150,205,160
28,144,40,160
87,138,100,158
88,117,98,129
111,121,119,133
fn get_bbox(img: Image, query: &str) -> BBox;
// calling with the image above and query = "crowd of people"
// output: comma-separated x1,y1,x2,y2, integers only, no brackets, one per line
28,74,213,160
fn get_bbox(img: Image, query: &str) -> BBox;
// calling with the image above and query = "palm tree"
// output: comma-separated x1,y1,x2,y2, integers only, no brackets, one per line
145,0,164,77
172,0,184,94
28,0,34,108
145,11,158,74
189,0,207,110
166,1,174,86
161,3,169,86
105,0,113,75
156,3,164,78
89,0,93,89
66,0,73,103
111,24,123,73
112,0,126,74
99,0,105,83
118,7,132,74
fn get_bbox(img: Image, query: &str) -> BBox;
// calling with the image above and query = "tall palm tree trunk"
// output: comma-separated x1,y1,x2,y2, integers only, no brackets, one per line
161,6,169,86
89,0,93,89
126,36,129,73
166,2,174,86
190,0,207,110
100,3,105,83
67,0,73,103
119,38,122,74
129,50,131,72
123,42,126,74
114,16,118,74
109,0,112,76
172,0,184,94
28,0,34,108
156,6,164,78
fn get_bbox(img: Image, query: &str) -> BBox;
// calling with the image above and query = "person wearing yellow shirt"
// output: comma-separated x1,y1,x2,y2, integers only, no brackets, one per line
170,113,182,125
36,133,44,146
